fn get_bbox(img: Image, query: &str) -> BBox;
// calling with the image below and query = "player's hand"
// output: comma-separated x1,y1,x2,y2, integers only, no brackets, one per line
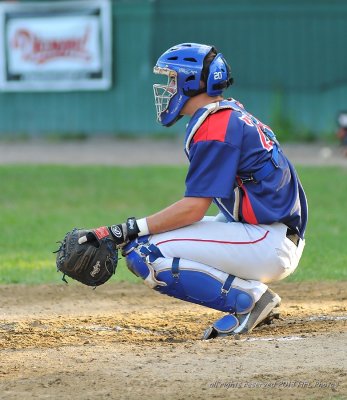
78,217,140,248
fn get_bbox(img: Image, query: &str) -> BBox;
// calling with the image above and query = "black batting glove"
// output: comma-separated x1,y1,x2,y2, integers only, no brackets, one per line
109,217,140,245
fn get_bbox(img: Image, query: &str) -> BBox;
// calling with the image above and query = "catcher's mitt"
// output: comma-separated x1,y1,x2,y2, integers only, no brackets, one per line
55,228,118,287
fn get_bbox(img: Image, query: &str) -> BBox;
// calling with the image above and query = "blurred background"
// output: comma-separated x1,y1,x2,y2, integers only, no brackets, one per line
0,0,346,142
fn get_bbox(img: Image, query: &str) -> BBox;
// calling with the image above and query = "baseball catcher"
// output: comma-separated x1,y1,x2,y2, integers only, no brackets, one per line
56,43,308,339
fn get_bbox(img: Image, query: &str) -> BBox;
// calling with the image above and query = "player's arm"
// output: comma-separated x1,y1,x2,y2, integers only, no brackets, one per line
78,197,212,247
146,196,212,234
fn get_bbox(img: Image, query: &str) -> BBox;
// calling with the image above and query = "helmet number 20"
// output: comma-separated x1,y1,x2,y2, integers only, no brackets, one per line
213,72,223,80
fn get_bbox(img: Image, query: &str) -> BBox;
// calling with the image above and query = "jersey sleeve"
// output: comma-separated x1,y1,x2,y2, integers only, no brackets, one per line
185,140,240,198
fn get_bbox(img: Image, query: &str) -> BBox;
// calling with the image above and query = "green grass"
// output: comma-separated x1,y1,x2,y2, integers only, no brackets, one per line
289,166,347,281
0,165,346,284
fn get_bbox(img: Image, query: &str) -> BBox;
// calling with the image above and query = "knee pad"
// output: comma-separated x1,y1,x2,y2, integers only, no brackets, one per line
123,237,167,288
123,239,254,315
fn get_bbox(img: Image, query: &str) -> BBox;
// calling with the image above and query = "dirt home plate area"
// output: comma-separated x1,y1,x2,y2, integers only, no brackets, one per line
0,281,346,400
1,140,346,399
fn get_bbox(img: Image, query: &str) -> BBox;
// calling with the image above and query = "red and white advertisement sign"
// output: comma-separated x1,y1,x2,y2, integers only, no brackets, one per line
0,1,112,91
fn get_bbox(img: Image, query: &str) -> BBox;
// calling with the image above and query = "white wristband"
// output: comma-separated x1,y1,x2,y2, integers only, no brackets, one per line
136,218,150,236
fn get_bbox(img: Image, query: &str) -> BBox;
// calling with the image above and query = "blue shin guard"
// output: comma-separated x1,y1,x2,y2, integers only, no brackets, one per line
123,239,254,316
155,262,253,314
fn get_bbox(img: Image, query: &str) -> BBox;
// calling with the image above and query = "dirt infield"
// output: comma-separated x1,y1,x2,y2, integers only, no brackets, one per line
0,281,346,400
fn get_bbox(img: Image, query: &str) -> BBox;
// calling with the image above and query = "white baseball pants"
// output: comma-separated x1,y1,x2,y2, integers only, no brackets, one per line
148,218,305,284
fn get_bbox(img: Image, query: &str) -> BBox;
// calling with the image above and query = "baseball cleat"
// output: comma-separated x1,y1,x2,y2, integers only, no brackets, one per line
202,289,281,340
232,288,281,334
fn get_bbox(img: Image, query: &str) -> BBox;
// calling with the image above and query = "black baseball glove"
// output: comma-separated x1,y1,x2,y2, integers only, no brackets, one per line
55,227,118,287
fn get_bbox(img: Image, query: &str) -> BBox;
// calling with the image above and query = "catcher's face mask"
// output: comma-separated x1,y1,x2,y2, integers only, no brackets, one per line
153,67,178,124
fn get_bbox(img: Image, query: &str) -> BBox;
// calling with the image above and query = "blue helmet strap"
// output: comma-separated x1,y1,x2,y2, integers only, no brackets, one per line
183,78,234,97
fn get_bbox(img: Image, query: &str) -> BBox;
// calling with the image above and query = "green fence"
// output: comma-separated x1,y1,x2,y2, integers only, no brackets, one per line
0,0,346,138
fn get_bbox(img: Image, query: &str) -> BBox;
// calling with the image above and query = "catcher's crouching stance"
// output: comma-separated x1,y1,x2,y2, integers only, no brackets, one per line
56,217,289,339
56,43,307,339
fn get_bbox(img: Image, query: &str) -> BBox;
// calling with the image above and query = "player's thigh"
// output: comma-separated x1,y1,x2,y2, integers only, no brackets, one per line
149,221,288,281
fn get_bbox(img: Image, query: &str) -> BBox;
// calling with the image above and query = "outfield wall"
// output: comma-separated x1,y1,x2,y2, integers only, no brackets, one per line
0,0,346,138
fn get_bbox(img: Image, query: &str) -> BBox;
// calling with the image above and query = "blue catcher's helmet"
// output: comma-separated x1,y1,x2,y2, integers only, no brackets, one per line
153,43,233,127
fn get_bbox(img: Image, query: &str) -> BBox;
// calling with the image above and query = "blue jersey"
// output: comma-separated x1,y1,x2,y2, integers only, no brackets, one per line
184,98,308,239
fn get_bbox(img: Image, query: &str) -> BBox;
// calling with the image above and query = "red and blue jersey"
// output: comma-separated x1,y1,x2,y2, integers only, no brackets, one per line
184,98,308,238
